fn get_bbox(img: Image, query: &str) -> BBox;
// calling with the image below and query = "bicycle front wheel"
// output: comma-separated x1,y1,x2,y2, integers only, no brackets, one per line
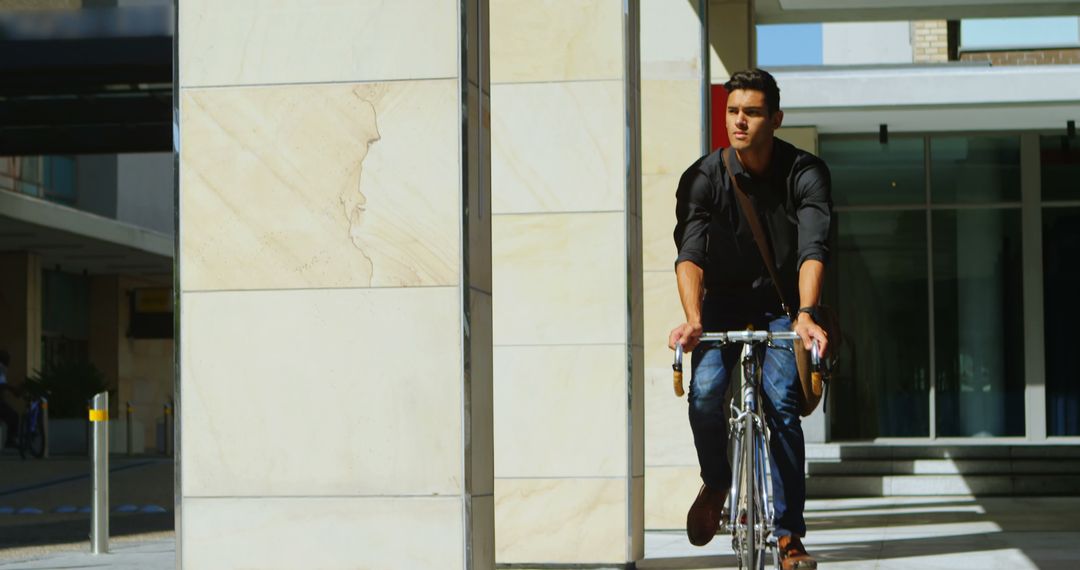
738,411,758,570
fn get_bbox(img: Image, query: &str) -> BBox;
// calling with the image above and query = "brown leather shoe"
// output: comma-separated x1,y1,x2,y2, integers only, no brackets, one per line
686,484,727,546
778,535,817,570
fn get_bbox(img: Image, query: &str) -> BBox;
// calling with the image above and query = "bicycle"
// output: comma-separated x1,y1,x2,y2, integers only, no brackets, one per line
17,391,47,459
673,330,820,570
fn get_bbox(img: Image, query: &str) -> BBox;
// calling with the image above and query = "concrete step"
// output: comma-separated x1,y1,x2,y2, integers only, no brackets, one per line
806,458,1080,476
807,474,1080,497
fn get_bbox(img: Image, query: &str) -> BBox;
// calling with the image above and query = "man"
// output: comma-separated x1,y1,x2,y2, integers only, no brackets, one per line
667,69,831,570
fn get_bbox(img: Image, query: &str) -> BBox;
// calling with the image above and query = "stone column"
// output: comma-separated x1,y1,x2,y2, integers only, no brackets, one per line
489,0,643,565
641,0,708,530
641,0,763,529
0,252,41,386
177,1,492,568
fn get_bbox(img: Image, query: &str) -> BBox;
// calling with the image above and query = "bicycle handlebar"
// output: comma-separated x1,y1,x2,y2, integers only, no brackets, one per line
671,330,819,398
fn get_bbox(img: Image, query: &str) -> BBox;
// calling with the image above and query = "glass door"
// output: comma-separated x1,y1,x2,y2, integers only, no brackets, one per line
821,134,1026,439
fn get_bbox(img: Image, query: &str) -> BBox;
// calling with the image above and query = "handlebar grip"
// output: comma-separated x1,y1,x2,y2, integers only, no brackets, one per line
673,369,685,397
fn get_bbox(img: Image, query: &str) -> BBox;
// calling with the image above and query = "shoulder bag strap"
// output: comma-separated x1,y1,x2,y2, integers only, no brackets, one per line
722,147,792,317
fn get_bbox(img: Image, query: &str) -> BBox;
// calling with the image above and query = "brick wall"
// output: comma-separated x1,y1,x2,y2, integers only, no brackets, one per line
912,20,949,63
960,49,1080,66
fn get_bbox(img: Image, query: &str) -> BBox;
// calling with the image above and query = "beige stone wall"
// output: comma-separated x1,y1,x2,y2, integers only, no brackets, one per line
913,20,949,63
641,0,768,531
177,1,492,568
710,0,755,83
642,0,706,531
490,0,644,563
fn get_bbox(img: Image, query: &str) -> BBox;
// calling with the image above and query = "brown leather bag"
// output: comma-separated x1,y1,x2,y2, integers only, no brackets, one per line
722,148,839,416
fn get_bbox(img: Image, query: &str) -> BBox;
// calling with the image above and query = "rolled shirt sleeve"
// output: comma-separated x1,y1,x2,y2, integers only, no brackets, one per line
794,163,833,269
673,170,713,270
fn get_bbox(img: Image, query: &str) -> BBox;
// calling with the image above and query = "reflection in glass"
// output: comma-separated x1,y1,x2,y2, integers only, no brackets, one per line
829,211,930,439
931,136,1020,204
933,209,1024,437
1045,208,1080,436
820,137,925,207
1040,136,1080,202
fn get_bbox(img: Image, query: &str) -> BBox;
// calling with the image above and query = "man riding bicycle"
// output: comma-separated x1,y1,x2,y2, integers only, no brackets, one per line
667,69,832,570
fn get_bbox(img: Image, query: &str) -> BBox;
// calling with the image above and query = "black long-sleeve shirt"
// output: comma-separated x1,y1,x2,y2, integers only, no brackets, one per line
673,138,833,323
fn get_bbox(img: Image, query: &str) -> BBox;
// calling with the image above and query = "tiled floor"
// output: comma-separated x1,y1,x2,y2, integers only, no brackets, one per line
642,496,1080,569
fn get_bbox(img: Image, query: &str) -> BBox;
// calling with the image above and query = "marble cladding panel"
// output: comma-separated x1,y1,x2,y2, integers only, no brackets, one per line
642,0,703,81
644,271,699,467
642,80,703,176
182,496,464,570
643,271,685,368
495,478,627,563
179,80,459,292
492,81,625,215
492,212,627,346
468,290,495,497
490,0,623,84
645,366,698,467
179,0,457,87
645,465,702,530
493,344,628,478
643,173,680,273
709,1,752,83
180,287,463,498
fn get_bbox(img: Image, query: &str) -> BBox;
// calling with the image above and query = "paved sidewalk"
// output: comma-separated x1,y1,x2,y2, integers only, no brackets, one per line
643,496,1080,569
0,496,1077,568
0,533,174,569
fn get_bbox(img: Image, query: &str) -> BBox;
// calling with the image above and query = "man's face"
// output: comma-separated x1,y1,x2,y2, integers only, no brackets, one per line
725,89,783,152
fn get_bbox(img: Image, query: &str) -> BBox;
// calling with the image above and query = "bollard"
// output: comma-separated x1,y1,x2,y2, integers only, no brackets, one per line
126,402,134,456
163,401,173,457
90,391,109,555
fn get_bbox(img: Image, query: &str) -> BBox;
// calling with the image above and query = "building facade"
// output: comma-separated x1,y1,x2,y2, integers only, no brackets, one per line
104,0,1080,567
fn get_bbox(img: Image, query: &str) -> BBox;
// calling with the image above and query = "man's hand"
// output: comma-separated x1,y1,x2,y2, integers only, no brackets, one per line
669,322,704,352
794,312,828,357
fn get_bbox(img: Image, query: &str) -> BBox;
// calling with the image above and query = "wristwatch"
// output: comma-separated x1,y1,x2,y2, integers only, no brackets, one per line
797,306,816,318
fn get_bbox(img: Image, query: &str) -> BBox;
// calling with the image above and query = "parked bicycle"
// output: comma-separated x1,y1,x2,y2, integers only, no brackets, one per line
674,330,821,570
17,389,47,459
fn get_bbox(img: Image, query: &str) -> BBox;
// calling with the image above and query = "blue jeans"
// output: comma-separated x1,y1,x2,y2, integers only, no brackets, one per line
688,314,807,537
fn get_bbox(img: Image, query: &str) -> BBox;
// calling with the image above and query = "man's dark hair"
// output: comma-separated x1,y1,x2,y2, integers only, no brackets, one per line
724,68,781,116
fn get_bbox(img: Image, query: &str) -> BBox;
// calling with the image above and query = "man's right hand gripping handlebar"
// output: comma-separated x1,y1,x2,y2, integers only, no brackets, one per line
668,322,703,397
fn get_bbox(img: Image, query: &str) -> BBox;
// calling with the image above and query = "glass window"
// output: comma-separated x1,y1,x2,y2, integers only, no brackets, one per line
1045,208,1080,436
931,136,1020,204
820,137,925,207
933,209,1025,437
828,211,930,439
961,17,1080,50
44,156,77,204
1040,135,1080,202
42,269,90,341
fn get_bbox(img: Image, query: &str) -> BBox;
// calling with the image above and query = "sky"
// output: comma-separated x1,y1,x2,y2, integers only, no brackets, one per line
756,16,1080,67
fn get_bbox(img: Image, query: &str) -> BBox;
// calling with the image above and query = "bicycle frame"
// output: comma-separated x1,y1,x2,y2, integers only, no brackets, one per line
674,330,813,570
